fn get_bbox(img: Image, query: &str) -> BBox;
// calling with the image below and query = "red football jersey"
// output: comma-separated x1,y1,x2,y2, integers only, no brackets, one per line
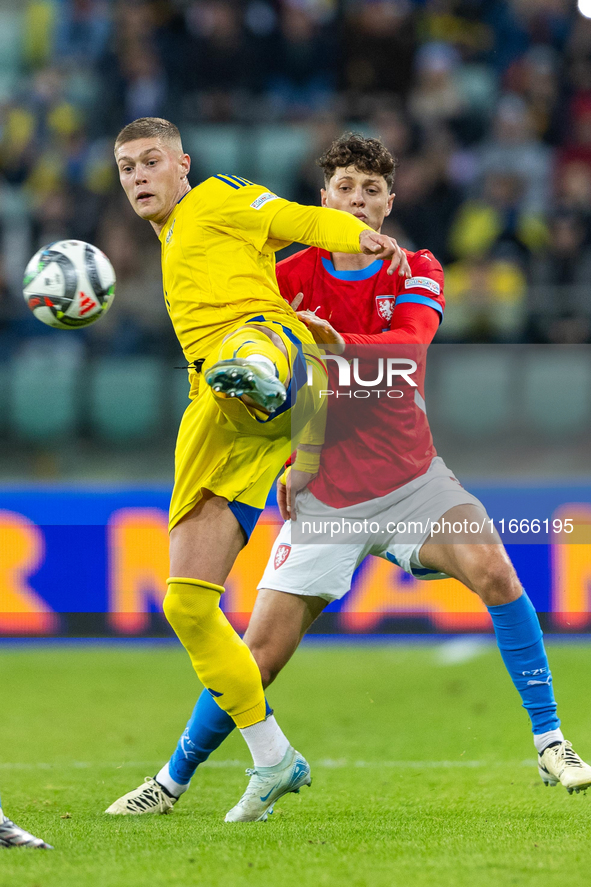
276,246,445,507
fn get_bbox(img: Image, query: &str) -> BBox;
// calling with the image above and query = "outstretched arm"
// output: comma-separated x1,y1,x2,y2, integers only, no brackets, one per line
341,303,440,346
268,203,411,277
297,303,440,348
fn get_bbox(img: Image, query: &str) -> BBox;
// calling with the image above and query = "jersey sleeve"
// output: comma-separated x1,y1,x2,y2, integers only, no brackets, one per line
342,302,440,346
208,175,292,252
268,203,368,253
395,250,445,322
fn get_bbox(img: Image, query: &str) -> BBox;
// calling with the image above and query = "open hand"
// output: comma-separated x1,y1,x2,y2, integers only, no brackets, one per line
277,467,317,520
359,230,412,278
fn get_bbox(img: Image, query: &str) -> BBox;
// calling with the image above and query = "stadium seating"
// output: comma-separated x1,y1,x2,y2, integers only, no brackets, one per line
89,357,163,442
523,348,591,436
0,7,22,99
183,124,312,197
434,347,515,437
182,125,244,182
253,125,313,197
9,341,80,442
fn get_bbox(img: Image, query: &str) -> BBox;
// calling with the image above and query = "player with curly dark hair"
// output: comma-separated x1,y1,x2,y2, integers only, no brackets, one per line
318,132,398,191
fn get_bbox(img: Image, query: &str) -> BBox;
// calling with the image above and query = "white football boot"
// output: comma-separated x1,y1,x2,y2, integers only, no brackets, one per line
225,746,311,823
105,777,177,815
0,809,53,849
538,740,591,793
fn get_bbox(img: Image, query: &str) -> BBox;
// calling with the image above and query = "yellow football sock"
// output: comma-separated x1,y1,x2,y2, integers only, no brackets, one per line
217,326,290,386
163,578,266,728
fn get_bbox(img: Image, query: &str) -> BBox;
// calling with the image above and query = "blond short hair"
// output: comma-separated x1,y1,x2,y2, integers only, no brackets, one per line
114,117,183,153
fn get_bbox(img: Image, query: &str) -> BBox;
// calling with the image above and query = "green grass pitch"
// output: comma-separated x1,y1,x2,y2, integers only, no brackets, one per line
1,640,591,886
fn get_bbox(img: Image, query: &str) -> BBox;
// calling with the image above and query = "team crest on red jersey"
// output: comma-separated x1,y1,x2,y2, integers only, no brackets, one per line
376,296,396,323
274,544,291,569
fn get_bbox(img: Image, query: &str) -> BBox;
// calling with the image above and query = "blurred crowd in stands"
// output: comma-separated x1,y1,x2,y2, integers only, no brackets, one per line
1,0,591,357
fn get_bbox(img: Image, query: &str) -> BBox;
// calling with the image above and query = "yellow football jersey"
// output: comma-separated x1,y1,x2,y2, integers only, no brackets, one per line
158,174,308,363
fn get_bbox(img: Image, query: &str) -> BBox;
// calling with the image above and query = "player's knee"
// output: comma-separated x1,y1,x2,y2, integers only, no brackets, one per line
162,591,189,636
162,588,214,638
473,555,521,606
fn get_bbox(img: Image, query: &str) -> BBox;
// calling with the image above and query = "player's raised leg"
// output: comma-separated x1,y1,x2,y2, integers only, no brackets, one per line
205,324,290,414
419,504,591,793
0,795,52,849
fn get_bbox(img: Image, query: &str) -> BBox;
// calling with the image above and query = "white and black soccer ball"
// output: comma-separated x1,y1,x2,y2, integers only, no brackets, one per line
22,239,116,329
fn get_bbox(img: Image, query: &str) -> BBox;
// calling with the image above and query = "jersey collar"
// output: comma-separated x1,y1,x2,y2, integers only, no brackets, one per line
321,254,383,281
158,190,192,242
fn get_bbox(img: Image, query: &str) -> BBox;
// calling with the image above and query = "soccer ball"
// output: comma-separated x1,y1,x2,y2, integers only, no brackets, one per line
23,239,116,329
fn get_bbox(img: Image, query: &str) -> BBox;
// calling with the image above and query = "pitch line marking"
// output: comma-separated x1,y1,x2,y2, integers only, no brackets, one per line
0,759,538,770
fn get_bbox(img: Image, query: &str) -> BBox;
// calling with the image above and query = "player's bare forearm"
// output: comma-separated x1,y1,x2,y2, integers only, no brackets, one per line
297,310,346,354
277,463,319,521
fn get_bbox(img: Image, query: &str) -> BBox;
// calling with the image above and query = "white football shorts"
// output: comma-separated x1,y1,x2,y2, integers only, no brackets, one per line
258,456,487,602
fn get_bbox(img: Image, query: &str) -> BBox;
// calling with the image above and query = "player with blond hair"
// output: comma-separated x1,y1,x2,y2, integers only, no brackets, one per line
108,132,591,817
107,118,410,822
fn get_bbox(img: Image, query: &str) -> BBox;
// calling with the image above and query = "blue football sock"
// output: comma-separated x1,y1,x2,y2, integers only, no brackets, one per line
168,689,272,785
487,591,560,736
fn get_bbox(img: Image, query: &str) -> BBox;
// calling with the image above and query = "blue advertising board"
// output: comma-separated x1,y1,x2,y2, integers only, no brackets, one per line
0,483,589,635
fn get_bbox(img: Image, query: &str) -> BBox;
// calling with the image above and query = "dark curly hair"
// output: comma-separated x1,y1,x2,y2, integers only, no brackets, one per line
318,133,398,192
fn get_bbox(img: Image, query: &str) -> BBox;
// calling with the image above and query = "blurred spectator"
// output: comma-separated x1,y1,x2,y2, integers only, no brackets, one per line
555,161,591,227
342,1,416,98
120,45,168,122
99,2,169,128
31,187,76,247
90,201,177,356
292,116,343,205
22,0,56,70
441,255,527,343
557,93,591,180
370,105,415,161
484,0,571,72
528,211,591,344
477,94,552,213
0,106,37,186
391,129,463,264
420,0,493,60
266,2,337,119
408,43,465,131
182,0,254,121
448,170,547,264
504,45,564,146
0,0,587,365
53,0,112,64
